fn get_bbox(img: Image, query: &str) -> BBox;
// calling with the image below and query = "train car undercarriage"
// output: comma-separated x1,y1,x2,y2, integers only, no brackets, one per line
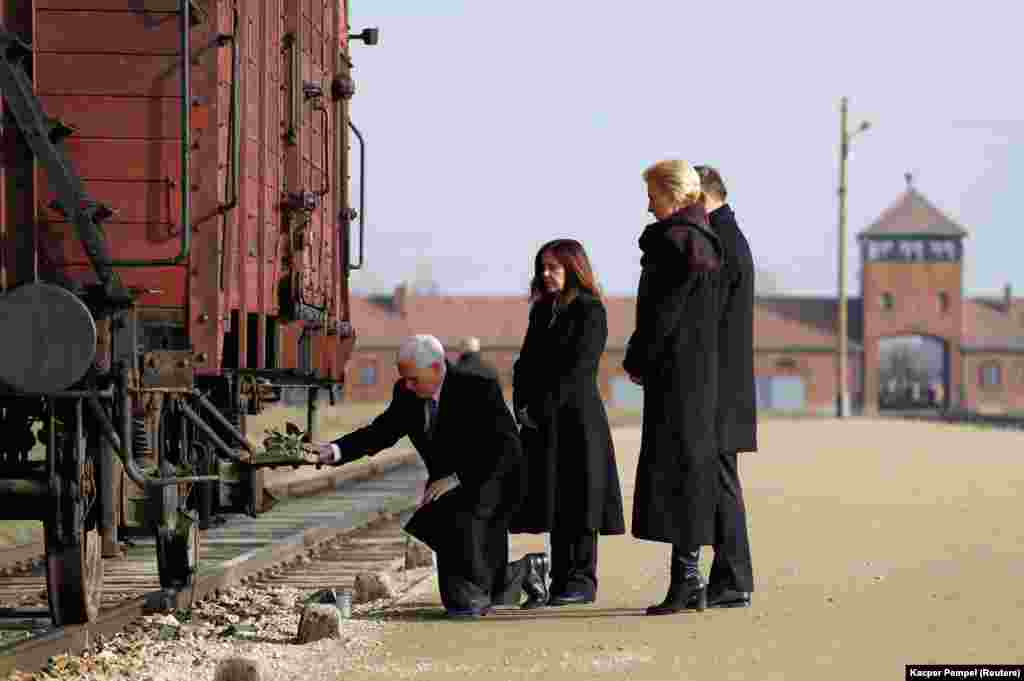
0,0,367,626
0,282,335,626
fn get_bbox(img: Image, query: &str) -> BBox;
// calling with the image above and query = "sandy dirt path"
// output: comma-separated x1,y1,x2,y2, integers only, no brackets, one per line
331,418,1024,680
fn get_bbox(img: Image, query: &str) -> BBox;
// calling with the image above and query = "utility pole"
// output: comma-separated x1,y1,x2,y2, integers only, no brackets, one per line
836,97,870,419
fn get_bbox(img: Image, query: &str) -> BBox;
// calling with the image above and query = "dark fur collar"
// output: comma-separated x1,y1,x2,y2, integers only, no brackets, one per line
638,203,723,271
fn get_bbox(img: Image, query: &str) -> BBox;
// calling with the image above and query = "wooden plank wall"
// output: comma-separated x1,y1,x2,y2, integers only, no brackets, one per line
12,1,353,380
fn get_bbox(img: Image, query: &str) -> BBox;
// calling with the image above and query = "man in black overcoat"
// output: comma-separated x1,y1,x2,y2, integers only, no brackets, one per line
310,334,548,618
456,336,501,385
696,166,757,608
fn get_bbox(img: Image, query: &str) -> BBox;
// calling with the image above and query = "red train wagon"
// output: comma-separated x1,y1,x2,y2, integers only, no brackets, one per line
0,0,376,625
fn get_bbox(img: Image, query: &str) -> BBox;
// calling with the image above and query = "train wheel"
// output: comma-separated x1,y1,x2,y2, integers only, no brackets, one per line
44,526,103,626
44,397,103,626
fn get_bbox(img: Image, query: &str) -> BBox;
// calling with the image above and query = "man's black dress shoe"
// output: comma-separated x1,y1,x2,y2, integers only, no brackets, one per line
547,592,595,607
706,587,751,608
445,605,492,619
520,553,550,610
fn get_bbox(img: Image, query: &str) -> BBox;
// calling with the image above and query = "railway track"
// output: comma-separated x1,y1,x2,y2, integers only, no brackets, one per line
0,456,429,677
0,542,44,579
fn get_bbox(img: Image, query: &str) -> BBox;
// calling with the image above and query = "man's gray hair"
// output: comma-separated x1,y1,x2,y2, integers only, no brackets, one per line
397,334,446,369
460,336,481,353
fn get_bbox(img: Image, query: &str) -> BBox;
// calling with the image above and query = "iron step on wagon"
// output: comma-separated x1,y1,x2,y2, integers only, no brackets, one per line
0,0,376,626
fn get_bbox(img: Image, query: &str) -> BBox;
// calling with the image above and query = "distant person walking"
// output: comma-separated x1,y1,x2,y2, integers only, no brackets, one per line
511,239,626,608
456,336,501,385
696,164,757,608
624,159,724,615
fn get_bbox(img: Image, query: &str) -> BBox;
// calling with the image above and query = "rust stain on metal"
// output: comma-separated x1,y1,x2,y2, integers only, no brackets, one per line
140,350,195,389
94,318,112,372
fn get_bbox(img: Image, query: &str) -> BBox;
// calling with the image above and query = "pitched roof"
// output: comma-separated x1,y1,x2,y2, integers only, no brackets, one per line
350,290,1024,355
348,296,417,346
962,298,1024,352
349,294,531,349
350,294,641,350
858,186,968,239
755,296,863,347
349,292,862,352
753,303,853,350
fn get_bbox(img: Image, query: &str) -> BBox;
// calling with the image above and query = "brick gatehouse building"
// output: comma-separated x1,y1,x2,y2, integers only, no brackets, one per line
342,177,1024,415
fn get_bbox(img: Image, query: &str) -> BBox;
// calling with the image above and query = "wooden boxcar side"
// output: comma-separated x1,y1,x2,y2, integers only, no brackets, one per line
1,0,357,383
0,0,374,626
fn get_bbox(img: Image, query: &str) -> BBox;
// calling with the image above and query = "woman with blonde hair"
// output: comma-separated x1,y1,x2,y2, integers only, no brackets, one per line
511,239,625,608
624,159,725,615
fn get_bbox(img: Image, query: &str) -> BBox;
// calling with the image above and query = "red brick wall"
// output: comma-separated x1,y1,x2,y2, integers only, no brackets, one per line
862,260,964,414
344,349,397,403
344,347,626,405
344,345,861,416
962,353,1024,413
754,352,849,413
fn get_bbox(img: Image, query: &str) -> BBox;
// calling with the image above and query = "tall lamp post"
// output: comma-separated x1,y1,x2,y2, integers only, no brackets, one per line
837,96,870,418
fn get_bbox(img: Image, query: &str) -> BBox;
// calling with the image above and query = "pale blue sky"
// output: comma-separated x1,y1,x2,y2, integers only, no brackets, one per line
347,0,1022,298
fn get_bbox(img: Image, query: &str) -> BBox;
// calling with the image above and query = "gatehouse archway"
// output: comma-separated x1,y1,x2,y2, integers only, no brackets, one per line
877,335,950,411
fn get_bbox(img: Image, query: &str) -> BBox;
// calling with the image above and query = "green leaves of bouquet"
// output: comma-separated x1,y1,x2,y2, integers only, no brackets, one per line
259,421,307,461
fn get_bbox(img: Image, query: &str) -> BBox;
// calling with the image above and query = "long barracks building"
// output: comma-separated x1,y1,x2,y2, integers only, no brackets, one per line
343,177,1024,416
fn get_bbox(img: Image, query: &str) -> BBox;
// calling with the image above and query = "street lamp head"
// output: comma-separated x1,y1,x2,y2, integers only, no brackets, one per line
349,27,380,45
847,120,871,142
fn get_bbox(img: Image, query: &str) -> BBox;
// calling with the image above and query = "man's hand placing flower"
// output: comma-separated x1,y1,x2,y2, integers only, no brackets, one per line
301,441,342,465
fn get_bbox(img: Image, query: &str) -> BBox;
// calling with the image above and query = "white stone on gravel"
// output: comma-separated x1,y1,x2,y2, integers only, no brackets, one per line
353,572,397,603
295,604,343,644
214,656,264,681
3,583,397,681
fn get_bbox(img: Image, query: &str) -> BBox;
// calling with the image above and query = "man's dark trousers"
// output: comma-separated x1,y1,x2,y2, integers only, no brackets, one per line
709,450,753,592
430,507,527,609
332,366,527,613
551,529,598,598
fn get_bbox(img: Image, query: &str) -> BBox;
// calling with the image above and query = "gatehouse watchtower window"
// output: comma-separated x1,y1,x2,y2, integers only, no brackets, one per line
866,240,896,261
898,241,925,260
864,238,961,262
938,292,949,314
979,362,1002,388
880,292,894,310
927,240,959,261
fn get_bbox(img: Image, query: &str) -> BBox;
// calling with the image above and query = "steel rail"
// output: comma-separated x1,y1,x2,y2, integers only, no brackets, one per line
0,453,422,676
0,507,415,676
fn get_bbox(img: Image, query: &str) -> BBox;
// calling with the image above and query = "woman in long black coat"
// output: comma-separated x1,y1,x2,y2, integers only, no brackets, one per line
511,238,626,608
624,159,725,616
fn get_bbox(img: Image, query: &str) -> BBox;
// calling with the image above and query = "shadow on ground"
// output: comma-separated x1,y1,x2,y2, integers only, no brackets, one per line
362,601,653,623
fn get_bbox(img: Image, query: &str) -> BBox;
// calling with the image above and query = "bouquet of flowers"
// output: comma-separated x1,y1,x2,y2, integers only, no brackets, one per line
255,421,315,465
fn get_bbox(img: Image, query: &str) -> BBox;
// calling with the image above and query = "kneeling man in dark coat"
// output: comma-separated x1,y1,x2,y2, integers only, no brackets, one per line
311,334,547,618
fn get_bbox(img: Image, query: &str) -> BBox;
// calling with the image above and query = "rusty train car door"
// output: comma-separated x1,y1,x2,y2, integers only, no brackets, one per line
2,0,358,381
218,0,354,382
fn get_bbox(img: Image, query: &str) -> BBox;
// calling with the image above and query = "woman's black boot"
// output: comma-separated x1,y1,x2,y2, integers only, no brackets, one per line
646,547,707,616
521,553,550,609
